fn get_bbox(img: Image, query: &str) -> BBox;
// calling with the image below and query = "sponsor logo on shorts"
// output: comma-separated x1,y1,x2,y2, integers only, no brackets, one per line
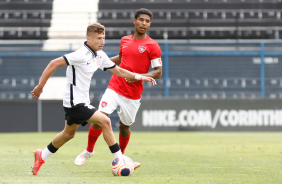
101,101,107,107
85,104,95,109
158,58,162,64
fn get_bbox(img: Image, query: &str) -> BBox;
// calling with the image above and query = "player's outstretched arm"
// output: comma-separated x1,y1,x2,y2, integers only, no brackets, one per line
109,66,157,86
142,66,162,79
31,57,67,99
125,66,162,83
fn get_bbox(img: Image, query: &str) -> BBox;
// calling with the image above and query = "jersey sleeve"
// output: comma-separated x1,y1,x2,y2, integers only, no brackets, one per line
64,48,86,65
98,51,116,71
150,42,162,68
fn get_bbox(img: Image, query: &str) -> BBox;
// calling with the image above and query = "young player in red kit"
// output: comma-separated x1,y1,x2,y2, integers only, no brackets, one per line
75,8,162,169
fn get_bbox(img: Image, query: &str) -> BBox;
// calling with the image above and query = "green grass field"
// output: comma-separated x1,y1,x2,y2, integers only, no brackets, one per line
0,132,281,184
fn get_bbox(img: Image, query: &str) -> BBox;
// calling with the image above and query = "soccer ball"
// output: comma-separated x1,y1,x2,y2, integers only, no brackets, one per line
111,155,134,176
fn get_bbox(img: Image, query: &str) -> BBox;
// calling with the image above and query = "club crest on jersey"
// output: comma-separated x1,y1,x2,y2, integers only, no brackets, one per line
101,101,107,107
95,55,102,66
138,45,146,53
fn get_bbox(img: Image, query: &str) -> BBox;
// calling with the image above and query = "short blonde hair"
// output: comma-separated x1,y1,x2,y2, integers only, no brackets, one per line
87,22,105,36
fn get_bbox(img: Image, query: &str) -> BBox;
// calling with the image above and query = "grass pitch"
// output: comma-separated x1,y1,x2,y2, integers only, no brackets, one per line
0,132,281,184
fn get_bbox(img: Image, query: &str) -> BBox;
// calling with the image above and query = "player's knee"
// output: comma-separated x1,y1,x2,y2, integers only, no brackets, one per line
63,131,75,140
100,116,112,130
119,122,130,136
92,122,102,129
119,122,129,131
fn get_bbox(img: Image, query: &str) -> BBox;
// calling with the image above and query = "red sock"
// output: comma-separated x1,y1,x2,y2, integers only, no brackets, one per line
86,126,103,153
119,132,131,154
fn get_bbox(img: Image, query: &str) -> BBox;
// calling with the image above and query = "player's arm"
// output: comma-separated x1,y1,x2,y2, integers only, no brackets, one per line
141,66,162,79
109,66,157,86
126,66,162,83
31,57,67,99
110,55,121,65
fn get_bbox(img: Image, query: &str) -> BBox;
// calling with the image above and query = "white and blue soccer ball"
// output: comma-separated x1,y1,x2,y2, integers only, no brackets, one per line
111,155,134,176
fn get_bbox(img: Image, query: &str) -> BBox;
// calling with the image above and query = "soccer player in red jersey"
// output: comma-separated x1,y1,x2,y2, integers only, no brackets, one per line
75,8,162,169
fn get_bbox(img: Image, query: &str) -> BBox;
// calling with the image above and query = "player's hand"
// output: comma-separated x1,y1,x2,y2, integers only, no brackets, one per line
31,85,43,100
140,76,157,86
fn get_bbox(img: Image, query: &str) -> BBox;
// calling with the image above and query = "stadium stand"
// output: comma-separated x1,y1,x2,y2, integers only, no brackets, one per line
97,0,282,39
1,0,281,40
0,0,53,40
1,0,282,100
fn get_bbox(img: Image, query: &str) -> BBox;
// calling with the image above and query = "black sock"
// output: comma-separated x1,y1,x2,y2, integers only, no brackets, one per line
47,142,58,153
109,143,120,153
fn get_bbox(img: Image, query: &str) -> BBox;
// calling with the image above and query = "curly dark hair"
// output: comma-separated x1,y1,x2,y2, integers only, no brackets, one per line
135,8,153,20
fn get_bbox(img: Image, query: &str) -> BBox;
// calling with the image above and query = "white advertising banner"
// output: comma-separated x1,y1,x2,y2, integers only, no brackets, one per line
134,99,282,131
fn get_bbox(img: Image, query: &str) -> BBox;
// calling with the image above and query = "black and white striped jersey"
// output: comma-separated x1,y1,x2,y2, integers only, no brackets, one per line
63,42,116,108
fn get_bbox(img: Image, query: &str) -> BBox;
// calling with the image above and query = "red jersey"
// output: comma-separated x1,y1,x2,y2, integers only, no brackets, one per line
107,34,162,99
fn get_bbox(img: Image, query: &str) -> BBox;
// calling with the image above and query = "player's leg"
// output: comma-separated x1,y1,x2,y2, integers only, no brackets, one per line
87,110,122,158
117,96,141,170
87,123,103,152
119,121,131,154
117,96,140,154
52,120,80,148
75,89,118,165
118,120,140,170
75,123,103,165
32,121,79,175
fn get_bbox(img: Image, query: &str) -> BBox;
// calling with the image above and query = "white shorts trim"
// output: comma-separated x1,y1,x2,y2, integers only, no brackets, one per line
98,88,141,126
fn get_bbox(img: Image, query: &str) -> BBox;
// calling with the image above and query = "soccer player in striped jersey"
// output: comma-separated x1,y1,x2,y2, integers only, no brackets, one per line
31,22,156,175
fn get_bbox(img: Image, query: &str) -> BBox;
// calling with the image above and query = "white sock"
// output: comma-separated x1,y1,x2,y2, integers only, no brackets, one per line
41,147,53,160
85,150,93,154
112,150,122,158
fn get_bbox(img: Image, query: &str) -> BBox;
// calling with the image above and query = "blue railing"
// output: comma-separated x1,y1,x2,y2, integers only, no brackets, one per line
1,40,282,99
260,42,265,98
158,40,282,98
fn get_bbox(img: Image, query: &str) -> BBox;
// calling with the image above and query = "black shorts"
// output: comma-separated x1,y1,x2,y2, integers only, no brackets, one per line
64,103,97,126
